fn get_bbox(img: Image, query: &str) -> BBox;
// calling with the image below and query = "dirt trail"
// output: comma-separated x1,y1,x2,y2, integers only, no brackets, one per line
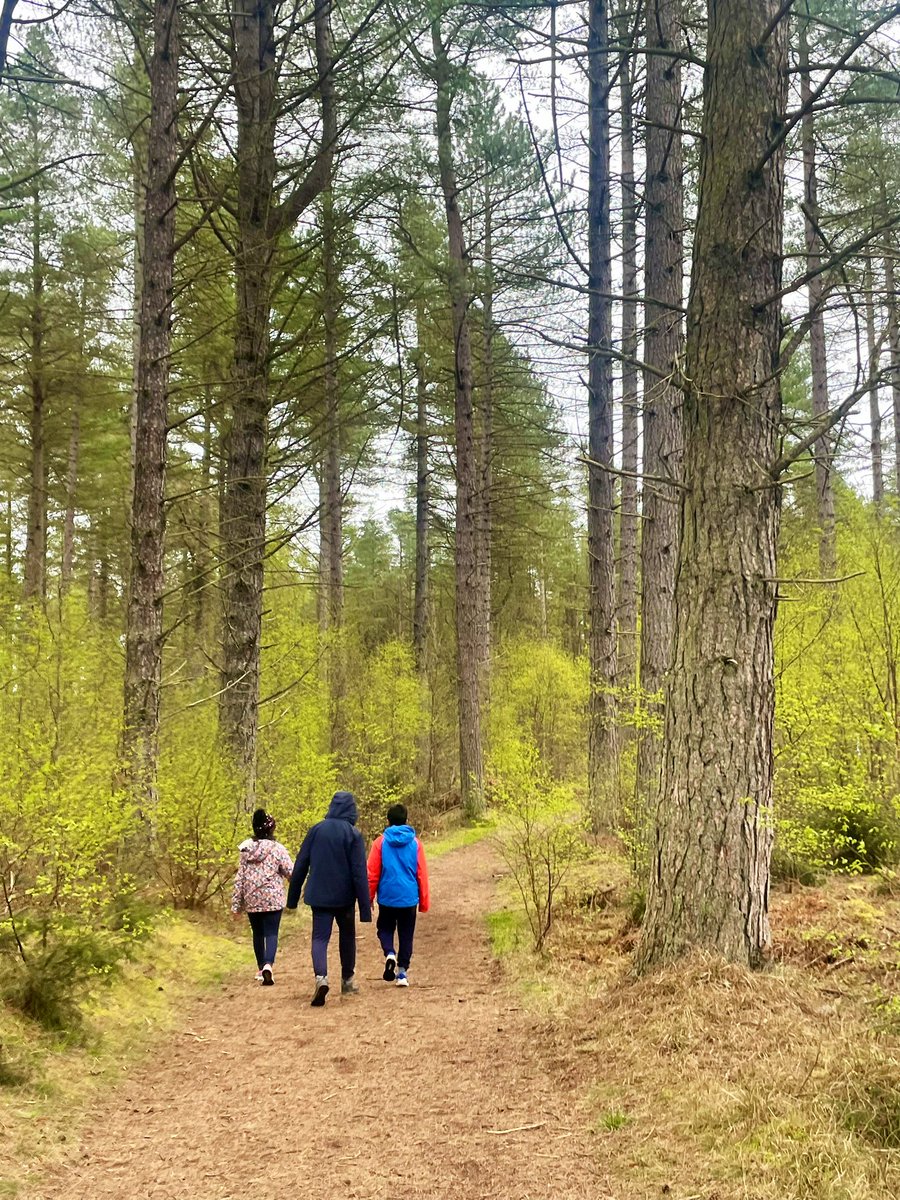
31,842,607,1200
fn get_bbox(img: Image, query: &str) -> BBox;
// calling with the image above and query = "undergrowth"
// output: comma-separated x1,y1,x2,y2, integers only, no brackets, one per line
0,915,245,1196
489,849,900,1200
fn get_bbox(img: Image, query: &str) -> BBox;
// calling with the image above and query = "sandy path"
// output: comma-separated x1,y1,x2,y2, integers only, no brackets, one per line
30,842,607,1200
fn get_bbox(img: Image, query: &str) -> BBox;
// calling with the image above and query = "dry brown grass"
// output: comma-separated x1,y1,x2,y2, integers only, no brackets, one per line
499,861,900,1200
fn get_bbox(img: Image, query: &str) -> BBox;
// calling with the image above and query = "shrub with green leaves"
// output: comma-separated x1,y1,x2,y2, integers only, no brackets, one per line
492,743,586,951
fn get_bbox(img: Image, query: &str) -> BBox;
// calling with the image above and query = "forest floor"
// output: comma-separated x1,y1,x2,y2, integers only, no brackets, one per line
8,839,900,1200
17,840,609,1200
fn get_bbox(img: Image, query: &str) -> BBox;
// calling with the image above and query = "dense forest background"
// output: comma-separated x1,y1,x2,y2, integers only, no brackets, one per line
2,0,900,1017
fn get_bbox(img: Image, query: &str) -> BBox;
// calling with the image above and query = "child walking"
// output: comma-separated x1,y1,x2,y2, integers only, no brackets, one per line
286,791,372,1006
231,809,294,986
367,803,430,987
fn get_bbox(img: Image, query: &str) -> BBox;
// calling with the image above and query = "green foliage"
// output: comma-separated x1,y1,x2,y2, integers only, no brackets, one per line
492,744,586,951
0,597,142,1030
774,499,900,879
488,638,588,786
343,638,422,833
155,708,242,909
1,926,123,1032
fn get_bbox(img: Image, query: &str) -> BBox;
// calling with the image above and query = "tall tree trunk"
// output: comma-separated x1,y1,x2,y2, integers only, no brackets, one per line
122,0,179,812
586,0,618,831
319,183,346,755
62,295,87,593
5,493,12,579
636,0,683,864
615,0,639,699
221,0,334,801
800,19,836,576
194,396,213,639
412,295,430,673
886,251,900,493
637,0,789,972
865,255,883,509
24,166,46,602
130,65,148,525
432,19,484,819
61,400,80,592
220,0,278,799
319,187,343,635
0,0,17,83
477,178,494,721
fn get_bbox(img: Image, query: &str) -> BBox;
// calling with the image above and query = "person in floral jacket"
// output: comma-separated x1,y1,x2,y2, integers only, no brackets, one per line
231,809,294,986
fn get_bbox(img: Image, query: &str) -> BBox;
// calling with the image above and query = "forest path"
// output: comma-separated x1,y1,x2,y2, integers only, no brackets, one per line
31,840,607,1200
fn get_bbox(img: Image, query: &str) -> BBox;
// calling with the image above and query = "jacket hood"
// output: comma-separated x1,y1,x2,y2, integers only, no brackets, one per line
238,837,276,862
326,791,358,824
383,824,416,847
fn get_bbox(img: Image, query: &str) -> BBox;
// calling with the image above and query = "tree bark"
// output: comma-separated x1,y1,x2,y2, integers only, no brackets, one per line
412,294,430,673
432,19,484,819
220,0,278,798
865,255,883,509
5,494,12,579
0,0,16,82
122,0,179,813
636,0,683,862
130,62,148,529
319,186,344,638
477,177,494,719
885,252,900,493
319,182,346,756
221,0,334,801
586,0,618,831
800,19,836,576
61,400,80,592
24,156,46,602
615,0,639,698
637,0,788,972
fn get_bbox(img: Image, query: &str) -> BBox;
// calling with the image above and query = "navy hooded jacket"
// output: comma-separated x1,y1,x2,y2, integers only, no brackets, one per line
286,792,372,920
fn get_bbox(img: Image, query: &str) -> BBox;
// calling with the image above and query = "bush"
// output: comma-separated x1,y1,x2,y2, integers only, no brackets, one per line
775,784,900,880
489,639,588,784
492,745,586,951
343,639,422,834
0,922,126,1032
155,708,243,908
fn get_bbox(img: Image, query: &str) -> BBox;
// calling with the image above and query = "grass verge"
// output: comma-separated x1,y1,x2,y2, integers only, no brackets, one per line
427,814,497,859
487,848,900,1200
0,914,245,1196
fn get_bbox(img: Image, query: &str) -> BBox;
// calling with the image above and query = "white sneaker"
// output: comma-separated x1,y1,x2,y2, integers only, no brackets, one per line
396,970,409,987
311,975,330,1007
382,953,397,982
261,965,274,986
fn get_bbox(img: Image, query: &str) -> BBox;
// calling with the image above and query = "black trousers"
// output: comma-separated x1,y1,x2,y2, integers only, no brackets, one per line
247,909,282,969
311,905,356,980
376,904,417,970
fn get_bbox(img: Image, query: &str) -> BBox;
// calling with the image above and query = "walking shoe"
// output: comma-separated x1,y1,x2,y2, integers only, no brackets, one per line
311,975,329,1006
382,952,397,982
255,970,263,982
341,974,359,995
261,965,274,986
396,970,409,988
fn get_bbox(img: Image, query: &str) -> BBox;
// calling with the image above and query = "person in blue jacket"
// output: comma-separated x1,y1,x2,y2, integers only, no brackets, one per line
367,803,430,988
286,791,372,1007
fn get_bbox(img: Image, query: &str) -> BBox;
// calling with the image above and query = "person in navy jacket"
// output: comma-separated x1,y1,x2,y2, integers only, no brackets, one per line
367,803,430,987
286,791,372,1006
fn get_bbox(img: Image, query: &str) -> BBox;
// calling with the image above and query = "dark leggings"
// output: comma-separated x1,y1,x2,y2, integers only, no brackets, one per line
311,905,357,980
247,909,282,969
376,904,417,970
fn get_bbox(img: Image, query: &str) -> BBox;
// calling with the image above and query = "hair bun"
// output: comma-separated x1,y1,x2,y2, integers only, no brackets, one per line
251,808,276,836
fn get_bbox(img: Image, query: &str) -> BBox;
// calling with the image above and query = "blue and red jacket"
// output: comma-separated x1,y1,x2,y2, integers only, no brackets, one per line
367,825,430,912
